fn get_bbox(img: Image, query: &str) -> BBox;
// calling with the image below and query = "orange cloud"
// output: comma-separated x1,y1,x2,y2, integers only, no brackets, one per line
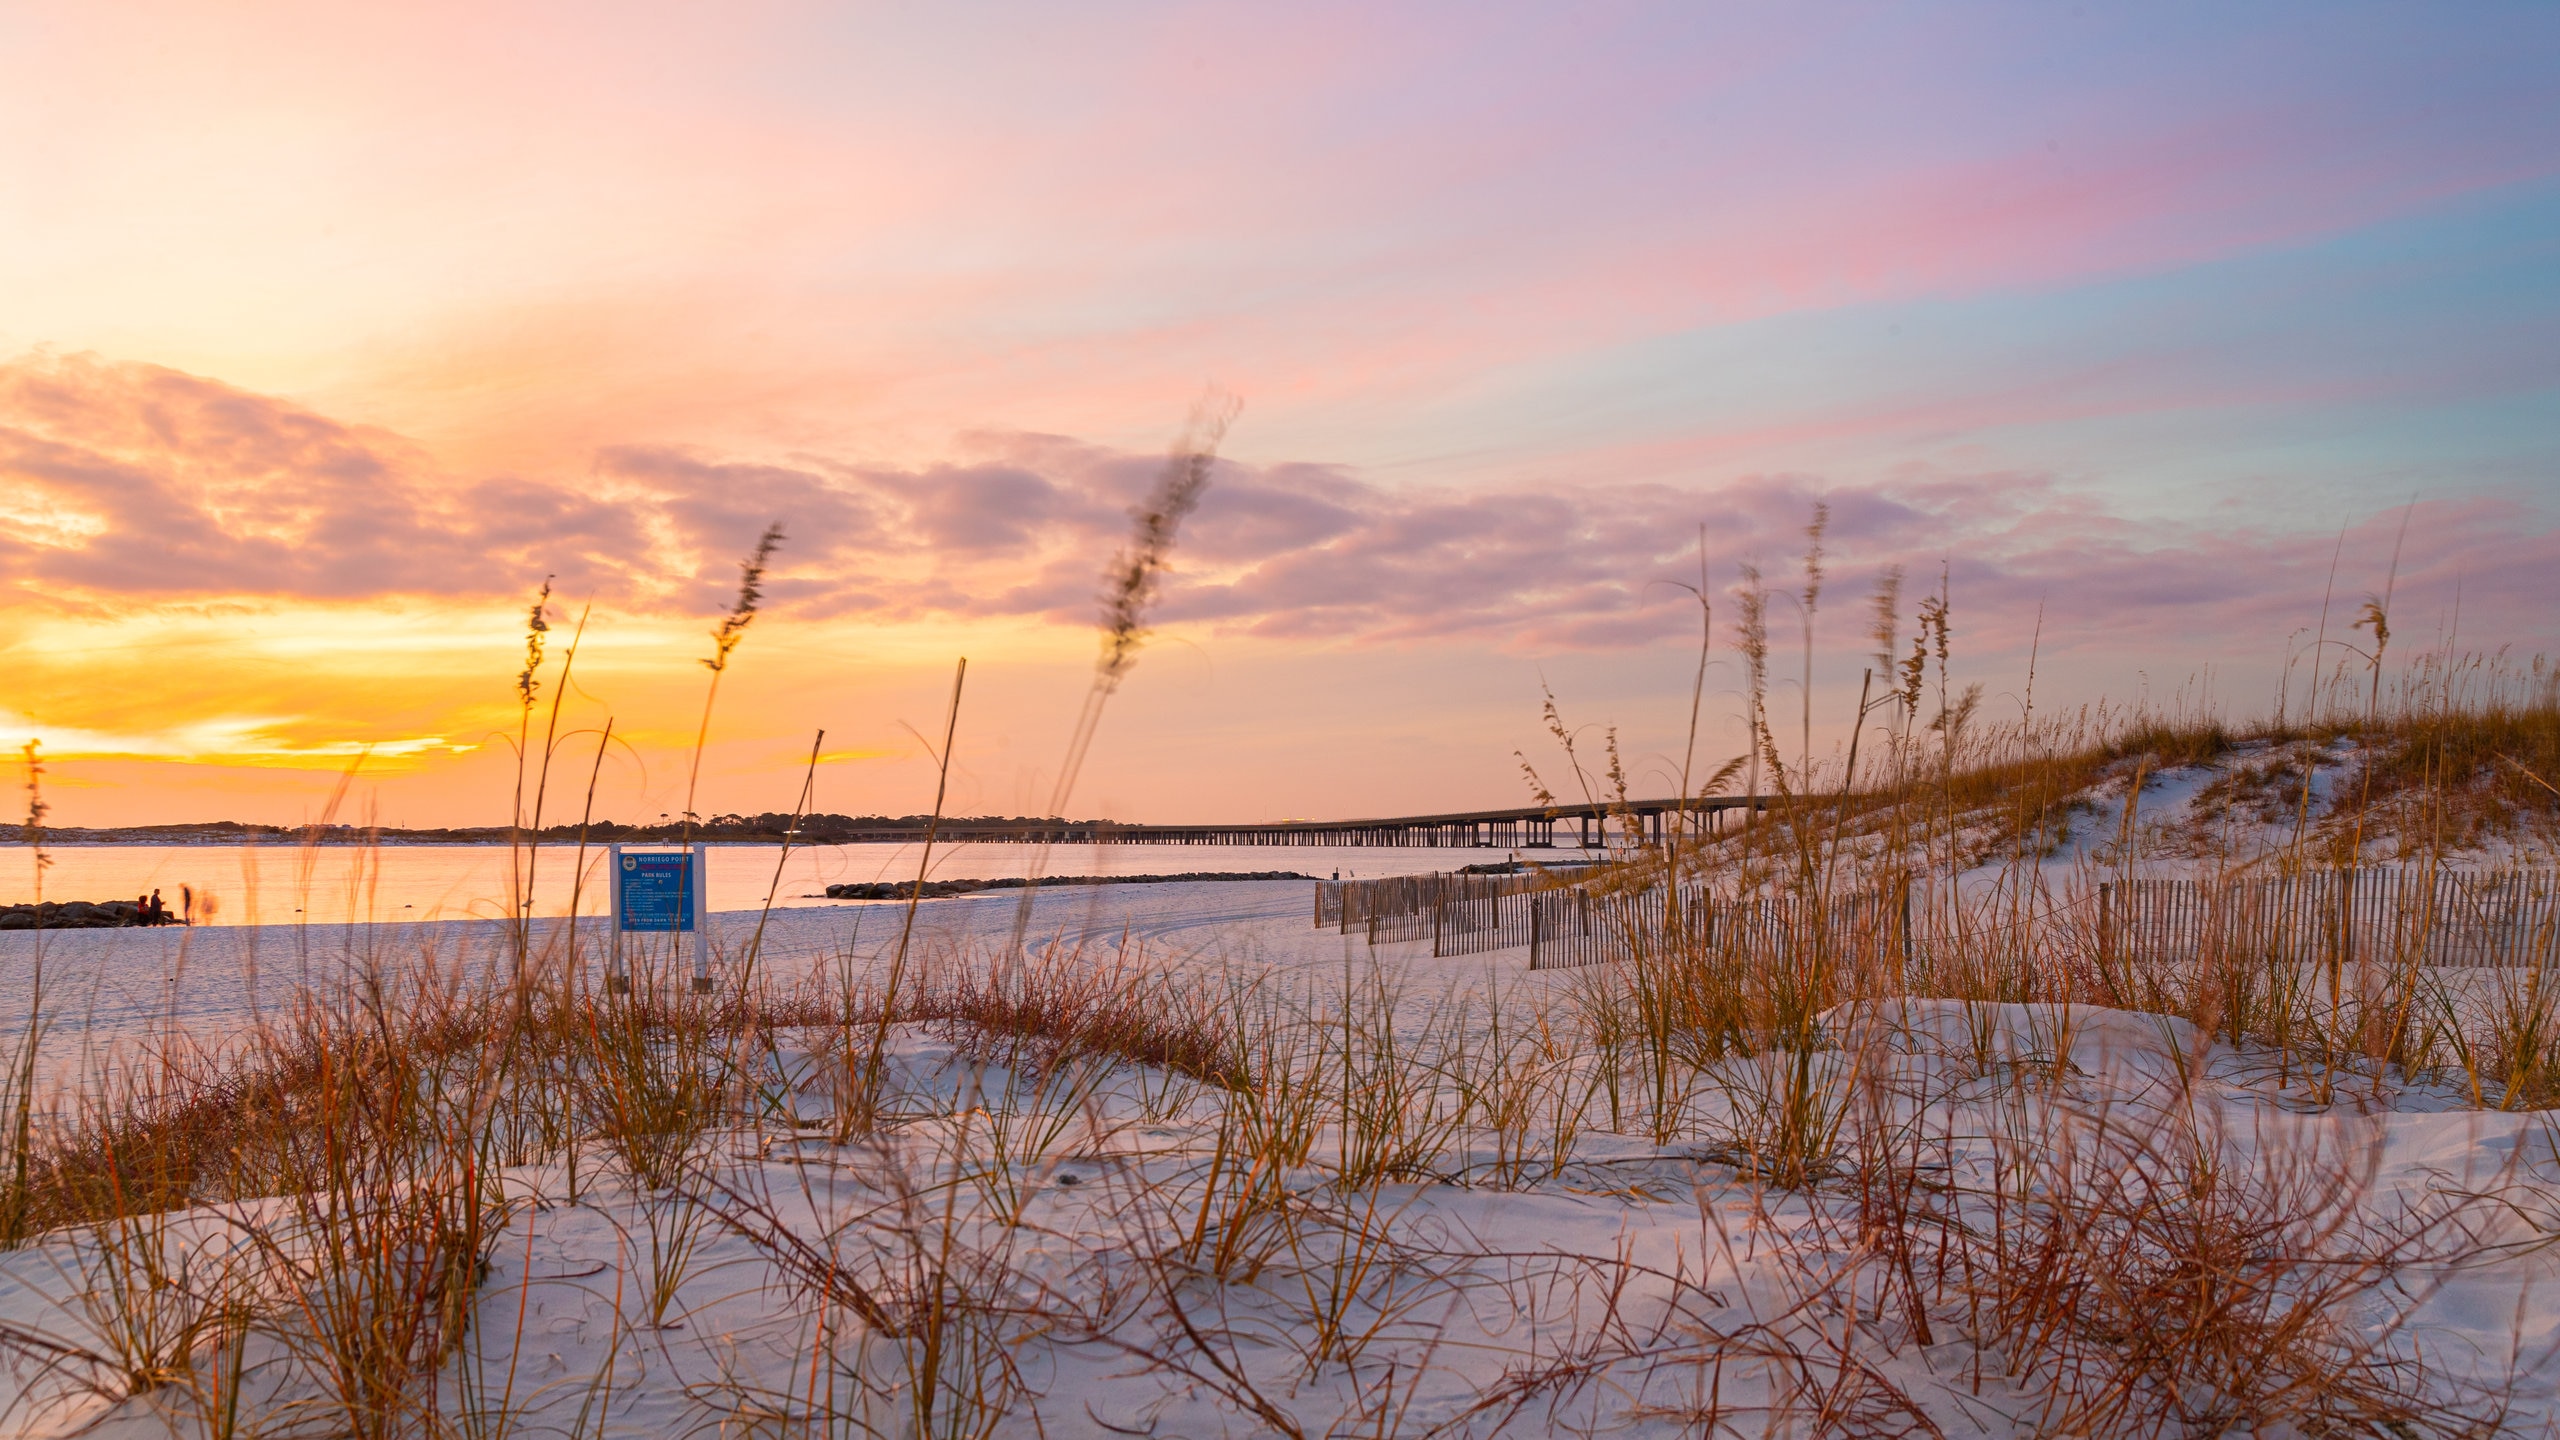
6,355,2555,831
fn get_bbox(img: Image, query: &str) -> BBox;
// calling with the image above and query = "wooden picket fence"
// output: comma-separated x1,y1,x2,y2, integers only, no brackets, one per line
1520,884,1702,969
1315,870,1581,936
1319,870,1909,970
1525,884,1912,970
2099,868,2559,970
1319,865,2560,973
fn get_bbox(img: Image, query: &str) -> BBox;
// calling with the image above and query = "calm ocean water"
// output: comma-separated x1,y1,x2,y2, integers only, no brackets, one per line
13,841,1594,926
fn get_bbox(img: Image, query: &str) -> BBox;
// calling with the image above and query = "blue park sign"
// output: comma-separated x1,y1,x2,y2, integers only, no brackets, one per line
616,850,697,932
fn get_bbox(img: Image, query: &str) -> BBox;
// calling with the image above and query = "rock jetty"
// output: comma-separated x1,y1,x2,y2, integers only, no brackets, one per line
822,870,1310,900
0,899,183,930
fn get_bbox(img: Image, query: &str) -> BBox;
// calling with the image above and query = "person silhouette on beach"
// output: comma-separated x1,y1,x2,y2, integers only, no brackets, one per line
148,888,166,924
180,884,194,925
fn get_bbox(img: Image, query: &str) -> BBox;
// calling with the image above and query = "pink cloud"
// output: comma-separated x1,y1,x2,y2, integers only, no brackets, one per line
5,355,2552,674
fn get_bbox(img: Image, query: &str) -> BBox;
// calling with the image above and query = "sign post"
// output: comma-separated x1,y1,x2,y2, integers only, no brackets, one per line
607,843,712,993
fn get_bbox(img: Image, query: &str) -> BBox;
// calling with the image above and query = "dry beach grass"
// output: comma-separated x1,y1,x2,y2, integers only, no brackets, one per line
6,870,2557,1438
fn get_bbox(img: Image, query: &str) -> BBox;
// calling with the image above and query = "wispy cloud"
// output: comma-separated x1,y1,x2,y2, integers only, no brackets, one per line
0,706,469,770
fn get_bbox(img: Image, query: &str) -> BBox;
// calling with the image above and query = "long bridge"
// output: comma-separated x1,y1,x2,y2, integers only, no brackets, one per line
823,796,1771,849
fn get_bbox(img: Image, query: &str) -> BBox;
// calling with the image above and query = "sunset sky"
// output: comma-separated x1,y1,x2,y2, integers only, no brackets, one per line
4,2,2557,828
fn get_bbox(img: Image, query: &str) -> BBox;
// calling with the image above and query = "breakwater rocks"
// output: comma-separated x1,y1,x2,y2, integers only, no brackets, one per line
1457,859,1598,875
0,899,183,930
821,870,1312,901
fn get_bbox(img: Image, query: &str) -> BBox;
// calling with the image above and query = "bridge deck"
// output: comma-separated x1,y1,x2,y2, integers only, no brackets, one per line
811,796,1769,847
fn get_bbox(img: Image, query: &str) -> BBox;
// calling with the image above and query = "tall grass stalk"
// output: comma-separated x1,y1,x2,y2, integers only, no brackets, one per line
1008,391,1236,951
4,739,50,1247
510,593,591,980
681,522,784,835
853,657,966,1135
1797,500,1828,782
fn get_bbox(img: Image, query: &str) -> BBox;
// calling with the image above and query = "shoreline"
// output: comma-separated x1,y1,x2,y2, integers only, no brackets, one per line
0,880,1339,1058
0,875,1325,939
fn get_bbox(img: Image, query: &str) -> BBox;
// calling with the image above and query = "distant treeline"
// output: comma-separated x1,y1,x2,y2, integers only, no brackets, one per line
36,815,1130,846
